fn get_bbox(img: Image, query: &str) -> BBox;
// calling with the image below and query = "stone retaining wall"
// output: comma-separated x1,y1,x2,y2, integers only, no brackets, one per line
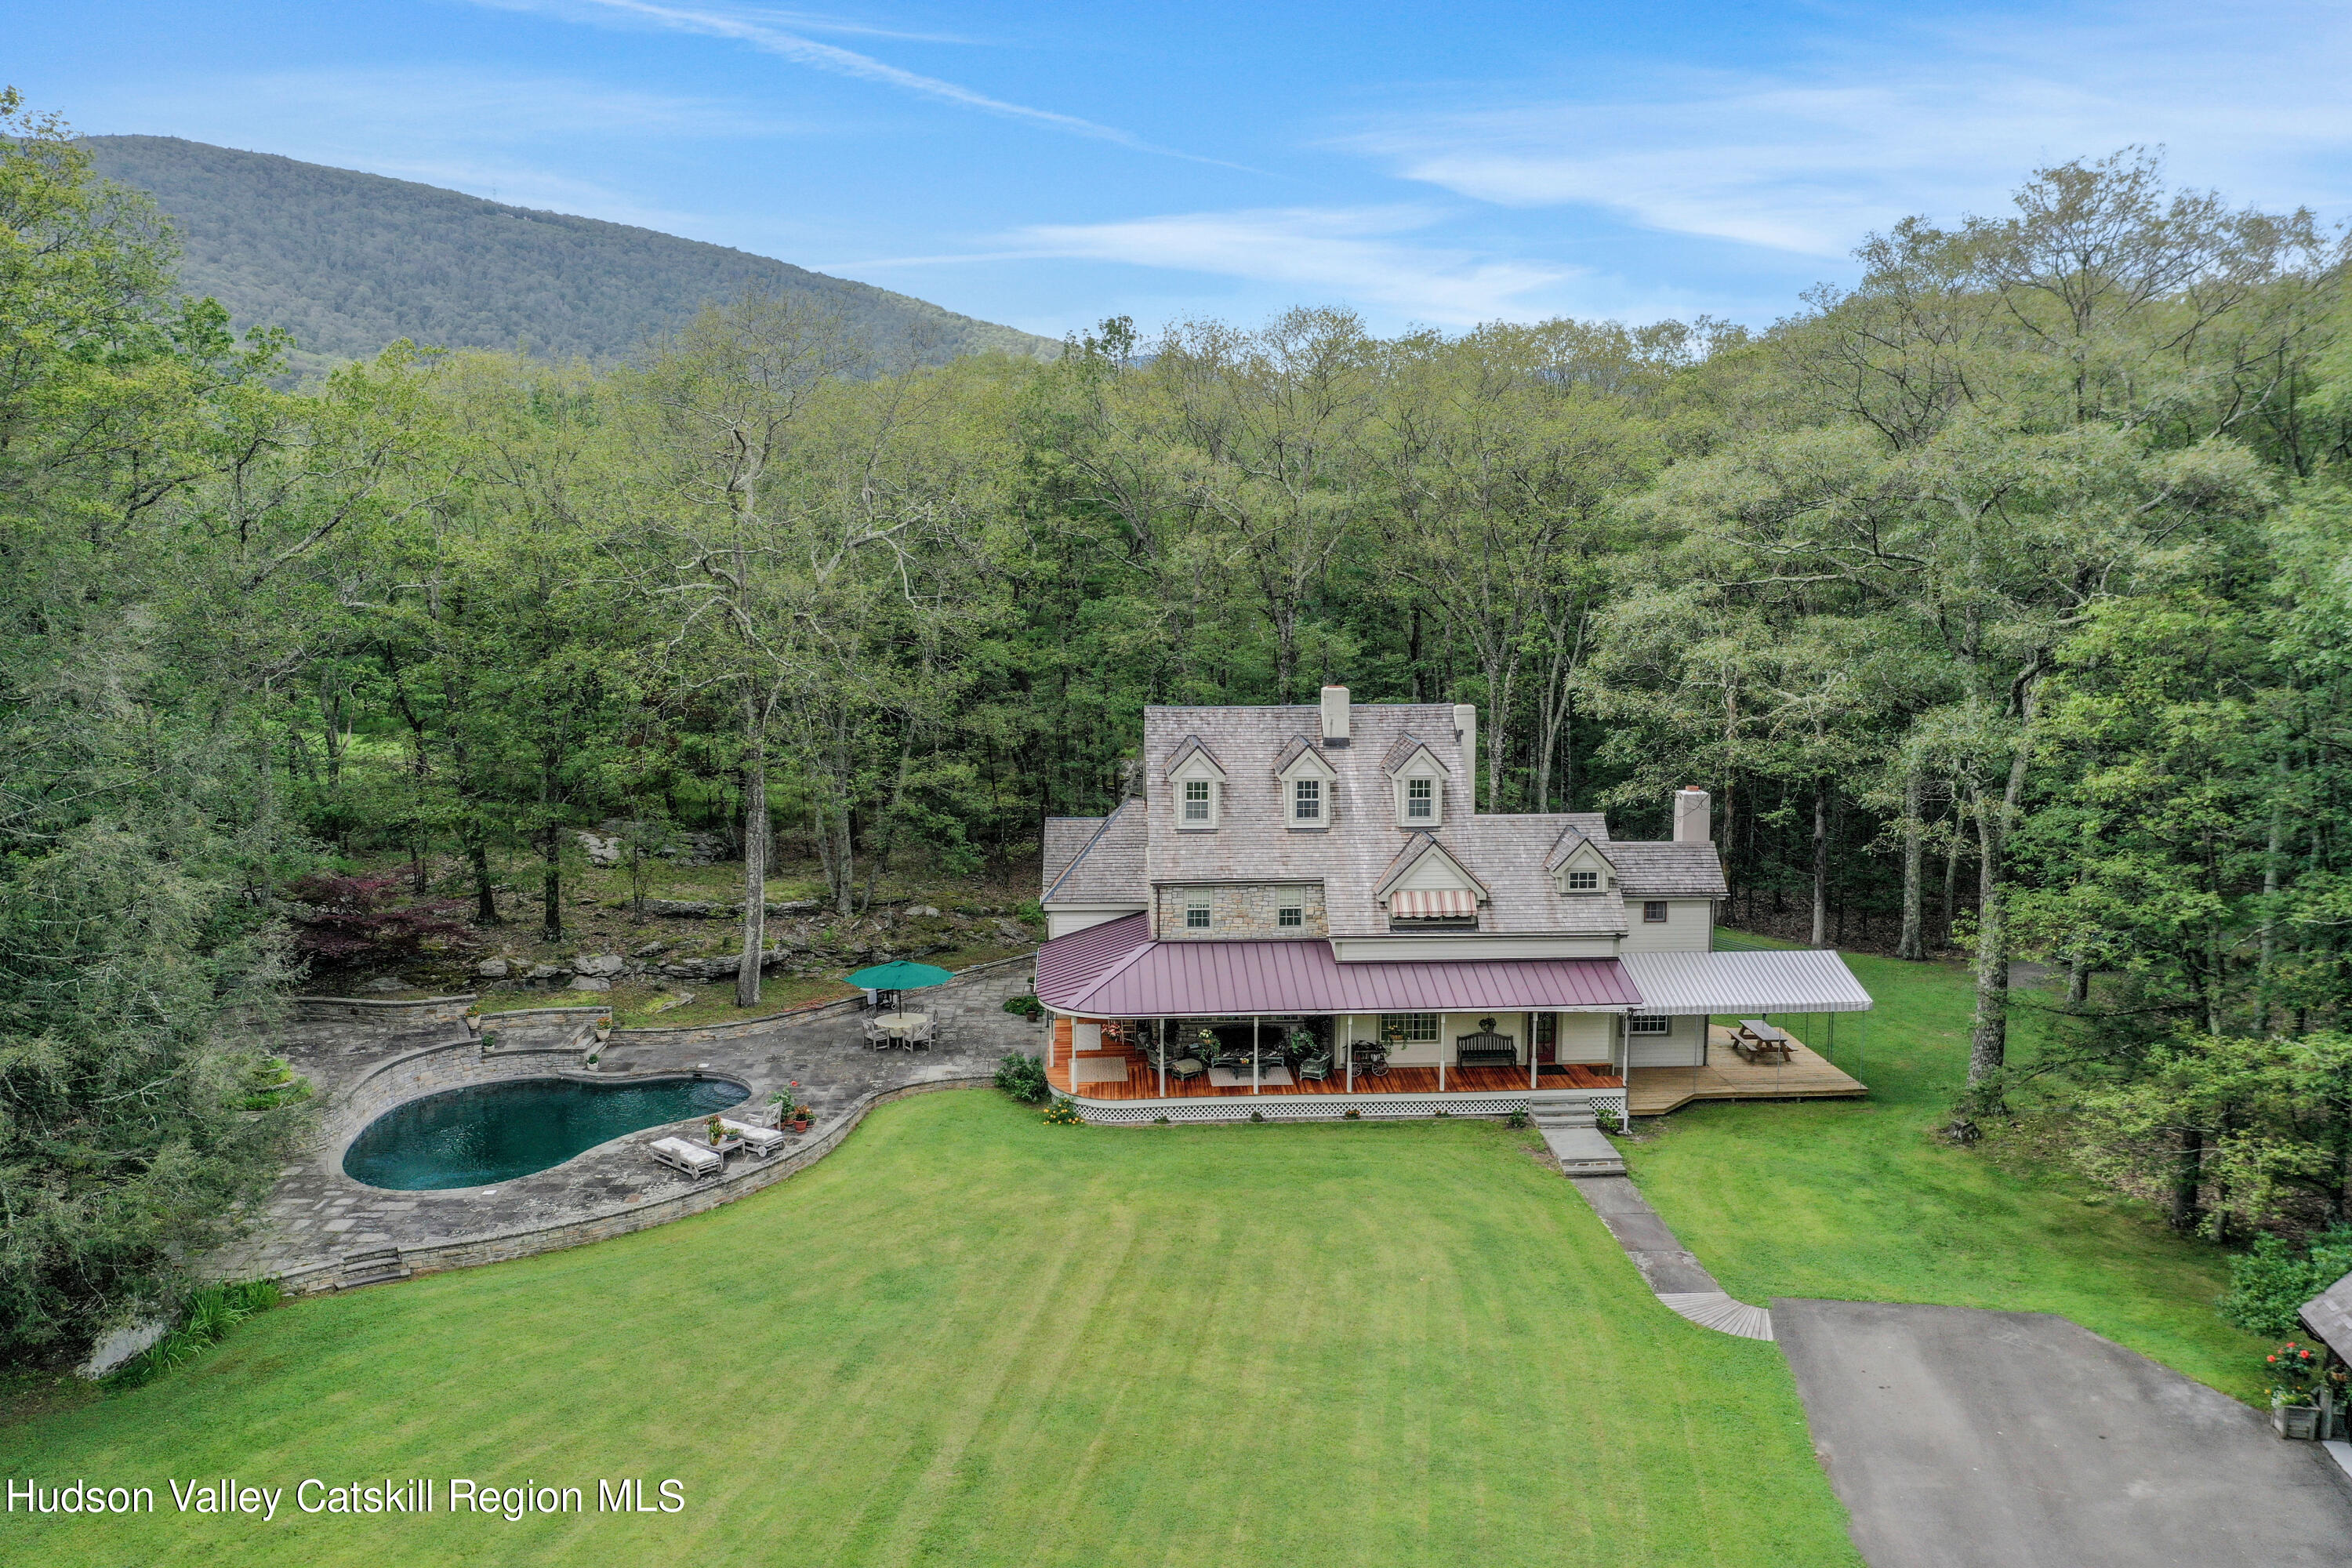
606,951,1036,1049
292,993,477,1029
280,1076,992,1294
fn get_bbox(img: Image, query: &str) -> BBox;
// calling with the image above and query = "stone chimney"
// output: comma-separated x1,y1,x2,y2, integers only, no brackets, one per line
1673,786,1711,844
1453,702,1477,814
1319,684,1351,746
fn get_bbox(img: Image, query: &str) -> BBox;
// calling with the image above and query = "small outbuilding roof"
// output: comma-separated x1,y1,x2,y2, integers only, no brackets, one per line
2299,1270,2352,1363
1617,949,1874,1014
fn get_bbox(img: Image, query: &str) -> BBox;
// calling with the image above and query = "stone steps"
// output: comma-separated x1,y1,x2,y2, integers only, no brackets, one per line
1534,1108,1624,1174
335,1247,411,1290
1657,1291,1776,1341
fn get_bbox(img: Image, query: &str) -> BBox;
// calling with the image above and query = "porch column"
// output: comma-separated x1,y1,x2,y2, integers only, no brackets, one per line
1345,1019,1353,1093
1252,1015,1261,1093
1158,1018,1167,1098
1530,1012,1539,1091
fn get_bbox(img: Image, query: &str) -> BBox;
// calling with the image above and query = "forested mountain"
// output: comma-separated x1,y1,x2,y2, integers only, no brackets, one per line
77,134,1059,377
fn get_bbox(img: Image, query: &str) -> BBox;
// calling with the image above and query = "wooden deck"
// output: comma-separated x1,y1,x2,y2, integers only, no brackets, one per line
1624,1025,1867,1116
1047,1021,1621,1102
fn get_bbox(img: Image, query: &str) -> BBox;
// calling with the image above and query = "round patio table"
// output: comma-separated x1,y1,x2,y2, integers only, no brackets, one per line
873,1011,931,1038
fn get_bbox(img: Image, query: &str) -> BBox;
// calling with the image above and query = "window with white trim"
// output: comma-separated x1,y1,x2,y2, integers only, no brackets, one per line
1565,869,1600,892
1628,1014,1671,1036
1183,779,1212,824
1185,891,1212,930
1293,777,1322,822
1277,903,1303,927
1643,900,1669,923
1406,777,1433,819
1378,1012,1440,1043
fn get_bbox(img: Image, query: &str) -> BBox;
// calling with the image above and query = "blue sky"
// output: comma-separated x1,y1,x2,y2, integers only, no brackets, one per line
16,1,2352,339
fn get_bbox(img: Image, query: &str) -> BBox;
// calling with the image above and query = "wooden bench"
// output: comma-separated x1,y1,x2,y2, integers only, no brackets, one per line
1454,1029,1519,1069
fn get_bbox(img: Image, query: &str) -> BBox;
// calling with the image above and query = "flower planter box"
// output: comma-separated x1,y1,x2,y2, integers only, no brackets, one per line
2271,1393,2322,1440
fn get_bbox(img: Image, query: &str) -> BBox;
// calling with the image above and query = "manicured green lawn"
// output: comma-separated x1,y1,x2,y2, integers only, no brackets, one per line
3,1094,1858,1567
1629,946,2265,1399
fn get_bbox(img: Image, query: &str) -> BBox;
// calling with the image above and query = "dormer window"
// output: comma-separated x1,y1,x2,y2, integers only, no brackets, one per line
1184,779,1212,823
1293,779,1322,823
1566,869,1600,893
1274,739,1336,832
1405,778,1433,821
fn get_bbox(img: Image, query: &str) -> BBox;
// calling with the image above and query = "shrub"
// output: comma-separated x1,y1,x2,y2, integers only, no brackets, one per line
1001,993,1045,1022
2264,1341,2336,1406
1249,1109,1265,1123
1504,1109,1531,1129
1341,1108,1362,1120
1152,1114,1168,1124
2220,1227,2352,1339
1041,1096,1083,1126
110,1279,283,1388
285,873,473,963
993,1052,1050,1105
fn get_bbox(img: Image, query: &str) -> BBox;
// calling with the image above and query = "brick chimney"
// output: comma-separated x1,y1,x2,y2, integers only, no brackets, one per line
1319,684,1351,746
1673,786,1711,844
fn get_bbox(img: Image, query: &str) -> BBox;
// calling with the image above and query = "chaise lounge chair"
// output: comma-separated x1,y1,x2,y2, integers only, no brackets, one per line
718,1118,791,1156
649,1136,724,1180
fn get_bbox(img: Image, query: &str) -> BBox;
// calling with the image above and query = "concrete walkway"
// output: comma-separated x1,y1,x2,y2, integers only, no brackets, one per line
1776,1298,2352,1567
1568,1175,1774,1341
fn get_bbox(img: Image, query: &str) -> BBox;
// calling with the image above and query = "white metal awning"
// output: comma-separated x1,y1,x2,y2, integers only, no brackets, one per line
1618,949,1873,1014
1388,888,1479,918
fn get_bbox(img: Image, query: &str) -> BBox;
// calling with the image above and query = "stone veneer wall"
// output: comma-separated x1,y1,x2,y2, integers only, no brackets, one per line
1155,882,1327,938
292,993,478,1030
605,951,1036,1048
280,1076,990,1294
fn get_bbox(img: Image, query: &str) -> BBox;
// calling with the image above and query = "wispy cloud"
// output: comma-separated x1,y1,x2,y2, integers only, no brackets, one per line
477,0,1218,162
833,206,1581,325
1345,3,2352,258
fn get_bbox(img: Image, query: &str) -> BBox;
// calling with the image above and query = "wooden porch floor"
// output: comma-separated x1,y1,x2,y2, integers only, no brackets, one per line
1047,1028,1621,1102
1624,1025,1867,1116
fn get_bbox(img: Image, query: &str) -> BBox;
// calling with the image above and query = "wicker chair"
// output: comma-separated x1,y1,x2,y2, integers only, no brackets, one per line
1295,1053,1333,1083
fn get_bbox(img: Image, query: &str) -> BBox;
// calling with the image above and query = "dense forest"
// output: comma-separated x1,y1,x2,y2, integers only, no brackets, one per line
6,86,2351,1355
78,135,1061,379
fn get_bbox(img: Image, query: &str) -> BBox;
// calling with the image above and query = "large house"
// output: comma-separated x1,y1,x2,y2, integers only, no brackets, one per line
1033,688,1871,1123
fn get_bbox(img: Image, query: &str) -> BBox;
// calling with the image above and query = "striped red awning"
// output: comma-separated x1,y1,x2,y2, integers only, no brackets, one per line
1388,888,1478,918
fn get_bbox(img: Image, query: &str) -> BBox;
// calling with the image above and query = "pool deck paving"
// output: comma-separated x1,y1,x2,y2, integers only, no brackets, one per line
211,961,1044,1290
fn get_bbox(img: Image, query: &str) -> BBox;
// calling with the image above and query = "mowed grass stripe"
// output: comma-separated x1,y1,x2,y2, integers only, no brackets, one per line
3,1094,1858,1566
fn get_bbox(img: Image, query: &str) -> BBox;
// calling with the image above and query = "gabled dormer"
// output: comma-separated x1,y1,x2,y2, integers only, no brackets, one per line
1273,735,1338,830
1546,826,1618,898
1382,735,1450,828
1165,736,1228,831
1375,834,1489,928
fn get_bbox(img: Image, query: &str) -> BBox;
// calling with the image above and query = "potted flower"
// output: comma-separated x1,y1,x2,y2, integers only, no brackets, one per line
768,1081,812,1133
594,1014,612,1044
707,1115,726,1147
2268,1341,2326,1439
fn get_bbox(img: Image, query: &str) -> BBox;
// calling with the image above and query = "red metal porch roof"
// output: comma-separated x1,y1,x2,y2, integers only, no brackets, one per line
1034,920,1640,1017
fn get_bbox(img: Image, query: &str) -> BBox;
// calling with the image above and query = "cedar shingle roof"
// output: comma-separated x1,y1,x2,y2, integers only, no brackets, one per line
1042,700,1727,929
1042,817,1102,891
1041,800,1149,906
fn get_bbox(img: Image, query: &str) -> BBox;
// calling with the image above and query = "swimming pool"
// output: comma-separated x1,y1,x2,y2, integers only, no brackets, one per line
343,1076,750,1190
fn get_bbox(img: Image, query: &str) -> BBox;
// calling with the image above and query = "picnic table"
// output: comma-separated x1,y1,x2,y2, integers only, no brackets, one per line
1730,1019,1794,1064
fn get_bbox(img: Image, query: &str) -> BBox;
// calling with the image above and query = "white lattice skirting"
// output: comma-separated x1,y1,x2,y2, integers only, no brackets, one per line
1071,1089,1631,1127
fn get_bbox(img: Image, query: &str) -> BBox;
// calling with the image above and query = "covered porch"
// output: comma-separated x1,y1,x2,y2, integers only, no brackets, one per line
1049,1013,1625,1103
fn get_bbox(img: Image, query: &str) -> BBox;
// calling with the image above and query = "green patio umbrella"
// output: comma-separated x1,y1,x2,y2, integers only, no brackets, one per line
844,960,954,993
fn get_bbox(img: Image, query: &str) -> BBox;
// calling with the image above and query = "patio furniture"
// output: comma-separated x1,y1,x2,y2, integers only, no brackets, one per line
649,1137,724,1180
862,1018,891,1048
1167,1056,1207,1083
1732,1020,1794,1064
1295,1053,1333,1083
1208,1064,1294,1087
873,1011,932,1048
1455,1023,1518,1069
719,1118,791,1156
1353,1045,1391,1078
906,1015,936,1051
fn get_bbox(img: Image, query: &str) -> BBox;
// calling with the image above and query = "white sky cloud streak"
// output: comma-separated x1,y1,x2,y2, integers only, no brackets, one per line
479,0,1213,160
833,206,1581,325
1345,2,2352,257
